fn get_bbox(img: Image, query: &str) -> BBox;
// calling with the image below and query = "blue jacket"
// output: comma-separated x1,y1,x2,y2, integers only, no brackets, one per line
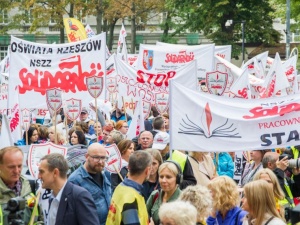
207,206,247,225
214,152,234,178
68,165,111,225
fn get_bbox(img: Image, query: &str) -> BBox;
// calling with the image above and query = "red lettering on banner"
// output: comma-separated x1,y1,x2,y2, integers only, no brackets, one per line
243,103,300,119
165,50,194,63
136,70,176,87
237,88,248,99
258,117,300,129
18,55,104,95
216,53,225,59
285,66,294,76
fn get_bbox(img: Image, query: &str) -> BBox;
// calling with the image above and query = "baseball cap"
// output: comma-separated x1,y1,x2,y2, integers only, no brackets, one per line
81,108,88,114
152,132,170,150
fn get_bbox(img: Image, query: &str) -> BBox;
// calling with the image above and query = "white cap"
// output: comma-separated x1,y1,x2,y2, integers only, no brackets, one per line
152,132,170,150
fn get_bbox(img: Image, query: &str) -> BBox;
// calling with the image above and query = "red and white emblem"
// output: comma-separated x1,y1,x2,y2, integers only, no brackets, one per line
105,144,122,173
86,76,104,98
206,71,228,95
155,92,169,115
28,142,67,179
143,101,151,119
21,108,31,131
107,77,117,93
65,98,82,121
46,88,62,111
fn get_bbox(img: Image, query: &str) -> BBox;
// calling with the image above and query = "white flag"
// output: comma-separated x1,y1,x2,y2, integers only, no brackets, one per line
126,99,145,140
260,53,290,98
0,114,14,148
230,69,252,99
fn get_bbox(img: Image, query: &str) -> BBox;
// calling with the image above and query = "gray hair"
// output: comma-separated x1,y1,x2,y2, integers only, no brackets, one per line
159,201,197,225
110,130,124,145
41,153,69,178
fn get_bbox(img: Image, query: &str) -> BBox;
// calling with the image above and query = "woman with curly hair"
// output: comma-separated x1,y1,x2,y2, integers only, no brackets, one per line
207,176,247,225
242,180,286,225
179,185,212,225
253,168,285,218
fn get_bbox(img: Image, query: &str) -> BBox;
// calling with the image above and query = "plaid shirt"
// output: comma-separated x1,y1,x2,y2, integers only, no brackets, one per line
7,179,22,196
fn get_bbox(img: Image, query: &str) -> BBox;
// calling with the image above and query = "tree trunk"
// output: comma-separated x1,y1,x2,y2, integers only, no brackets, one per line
96,0,103,34
60,18,64,43
130,2,136,54
108,20,117,51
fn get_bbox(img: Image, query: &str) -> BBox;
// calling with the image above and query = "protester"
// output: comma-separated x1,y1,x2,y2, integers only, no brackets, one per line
16,126,39,145
158,201,197,225
136,130,154,150
0,146,37,224
106,130,124,145
48,126,67,145
146,161,182,225
253,168,285,218
106,151,152,225
111,139,135,192
242,180,286,225
142,148,163,200
179,185,212,225
89,121,103,145
162,113,169,133
262,152,296,217
38,125,49,143
152,132,197,190
99,125,114,145
151,116,166,138
68,143,111,225
38,153,99,225
213,152,234,178
110,104,132,124
189,151,216,186
240,150,267,187
207,176,247,225
69,130,87,146
115,120,129,137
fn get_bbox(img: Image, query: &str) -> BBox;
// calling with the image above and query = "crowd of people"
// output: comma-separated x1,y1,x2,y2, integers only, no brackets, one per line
1,104,300,225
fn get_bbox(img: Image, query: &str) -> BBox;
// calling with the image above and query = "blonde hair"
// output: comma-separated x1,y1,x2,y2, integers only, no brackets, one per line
179,185,212,222
244,180,282,225
253,168,285,200
158,162,179,177
159,201,197,225
48,126,67,145
207,176,239,215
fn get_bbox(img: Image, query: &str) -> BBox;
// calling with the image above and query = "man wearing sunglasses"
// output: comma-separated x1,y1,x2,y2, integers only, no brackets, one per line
69,143,111,225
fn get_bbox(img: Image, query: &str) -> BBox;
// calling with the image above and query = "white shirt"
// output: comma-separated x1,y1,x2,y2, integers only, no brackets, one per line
47,181,67,225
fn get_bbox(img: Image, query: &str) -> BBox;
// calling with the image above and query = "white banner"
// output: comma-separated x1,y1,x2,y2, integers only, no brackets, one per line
170,81,300,152
115,56,198,103
139,43,214,78
8,34,106,109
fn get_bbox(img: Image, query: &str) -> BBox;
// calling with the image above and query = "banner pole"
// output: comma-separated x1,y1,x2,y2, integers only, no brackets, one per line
122,96,128,122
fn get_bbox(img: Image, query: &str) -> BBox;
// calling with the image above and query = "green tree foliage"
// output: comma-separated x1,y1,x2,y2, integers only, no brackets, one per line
164,0,281,59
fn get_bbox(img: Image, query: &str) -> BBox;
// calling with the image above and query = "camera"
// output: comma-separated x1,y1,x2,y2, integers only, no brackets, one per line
4,197,26,225
280,149,300,169
7,197,26,213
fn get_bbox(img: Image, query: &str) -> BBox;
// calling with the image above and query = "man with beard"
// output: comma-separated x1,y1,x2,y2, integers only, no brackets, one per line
69,143,111,225
106,151,152,225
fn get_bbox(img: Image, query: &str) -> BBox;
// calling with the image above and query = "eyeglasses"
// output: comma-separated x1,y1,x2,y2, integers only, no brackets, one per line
89,155,108,162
